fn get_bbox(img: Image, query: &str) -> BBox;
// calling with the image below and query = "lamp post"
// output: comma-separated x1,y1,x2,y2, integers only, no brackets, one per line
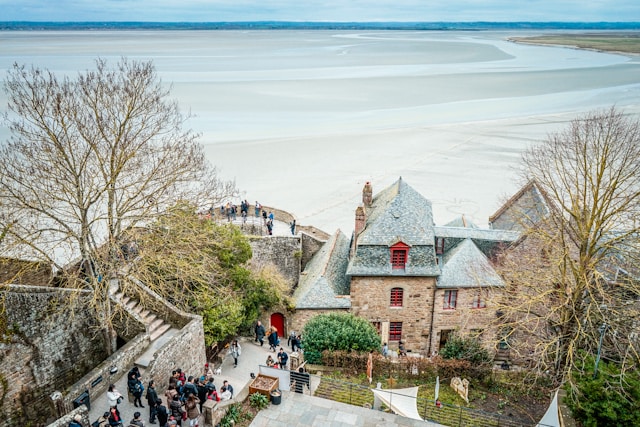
593,323,608,379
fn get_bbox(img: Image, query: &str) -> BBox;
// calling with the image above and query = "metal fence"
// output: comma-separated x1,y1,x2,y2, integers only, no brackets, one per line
310,375,554,427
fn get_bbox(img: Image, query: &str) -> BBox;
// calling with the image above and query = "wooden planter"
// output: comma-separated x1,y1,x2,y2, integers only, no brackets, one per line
249,374,279,398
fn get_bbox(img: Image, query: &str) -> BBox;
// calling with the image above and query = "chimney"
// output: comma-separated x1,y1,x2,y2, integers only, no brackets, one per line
355,205,366,236
352,205,366,257
362,181,373,207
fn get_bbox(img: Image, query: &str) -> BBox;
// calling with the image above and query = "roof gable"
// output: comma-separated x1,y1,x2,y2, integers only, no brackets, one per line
358,178,435,246
437,238,504,288
294,230,351,309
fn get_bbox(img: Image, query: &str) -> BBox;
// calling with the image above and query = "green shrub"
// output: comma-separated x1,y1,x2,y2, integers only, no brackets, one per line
219,403,241,427
302,313,381,364
440,334,492,365
249,392,270,410
565,354,640,427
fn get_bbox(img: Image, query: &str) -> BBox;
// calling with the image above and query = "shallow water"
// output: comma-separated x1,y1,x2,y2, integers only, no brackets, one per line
1,30,639,232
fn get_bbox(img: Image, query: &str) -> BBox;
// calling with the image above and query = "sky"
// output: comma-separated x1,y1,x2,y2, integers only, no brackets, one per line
0,0,638,22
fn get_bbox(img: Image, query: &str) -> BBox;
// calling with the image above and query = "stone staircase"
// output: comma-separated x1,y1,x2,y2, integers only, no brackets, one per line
118,293,173,341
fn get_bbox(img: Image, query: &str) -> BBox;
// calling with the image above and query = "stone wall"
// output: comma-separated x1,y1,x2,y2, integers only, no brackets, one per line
299,232,328,271
0,285,107,424
46,407,88,427
430,287,500,353
249,236,301,287
350,276,437,354
146,317,206,393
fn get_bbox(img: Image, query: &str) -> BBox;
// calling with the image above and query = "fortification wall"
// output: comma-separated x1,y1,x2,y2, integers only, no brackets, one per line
249,236,302,286
0,285,107,424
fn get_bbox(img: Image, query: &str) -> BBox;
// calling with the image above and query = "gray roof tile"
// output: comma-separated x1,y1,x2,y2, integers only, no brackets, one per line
437,238,504,288
294,230,351,309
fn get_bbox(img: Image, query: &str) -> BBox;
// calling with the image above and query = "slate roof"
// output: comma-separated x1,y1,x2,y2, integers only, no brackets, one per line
293,230,351,309
357,177,435,246
437,238,505,288
489,180,550,231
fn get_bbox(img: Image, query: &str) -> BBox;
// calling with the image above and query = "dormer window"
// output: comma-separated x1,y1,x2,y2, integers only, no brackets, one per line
390,241,410,269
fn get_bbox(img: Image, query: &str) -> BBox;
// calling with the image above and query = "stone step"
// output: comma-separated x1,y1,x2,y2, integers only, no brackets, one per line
149,323,172,342
148,317,164,332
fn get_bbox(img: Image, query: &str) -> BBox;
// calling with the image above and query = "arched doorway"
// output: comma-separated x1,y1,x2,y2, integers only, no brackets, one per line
270,312,285,338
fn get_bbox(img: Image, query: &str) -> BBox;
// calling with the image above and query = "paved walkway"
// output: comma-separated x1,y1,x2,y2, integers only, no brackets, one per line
88,336,282,424
250,390,446,427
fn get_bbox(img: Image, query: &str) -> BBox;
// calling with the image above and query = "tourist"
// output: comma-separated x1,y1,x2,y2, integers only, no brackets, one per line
146,380,159,424
268,327,279,352
266,355,276,367
254,201,261,217
96,412,110,427
277,347,289,369
128,371,145,408
182,376,198,399
229,339,241,368
255,320,266,346
164,384,178,404
262,210,267,224
155,399,169,427
290,219,296,235
184,394,200,427
219,386,232,401
196,377,207,412
382,342,389,357
169,395,185,426
69,413,83,427
106,384,123,409
290,367,310,394
222,380,234,398
206,387,220,402
129,411,145,427
107,406,122,427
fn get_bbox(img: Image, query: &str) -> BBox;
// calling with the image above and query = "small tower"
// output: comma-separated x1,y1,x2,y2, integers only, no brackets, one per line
362,181,373,207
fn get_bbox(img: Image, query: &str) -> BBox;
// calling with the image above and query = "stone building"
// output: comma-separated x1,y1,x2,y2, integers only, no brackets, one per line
290,178,519,356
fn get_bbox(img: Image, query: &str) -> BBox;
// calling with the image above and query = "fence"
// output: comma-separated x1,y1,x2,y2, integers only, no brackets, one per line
310,375,554,427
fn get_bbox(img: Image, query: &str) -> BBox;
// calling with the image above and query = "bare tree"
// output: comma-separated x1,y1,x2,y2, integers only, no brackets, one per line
0,58,235,352
493,108,640,388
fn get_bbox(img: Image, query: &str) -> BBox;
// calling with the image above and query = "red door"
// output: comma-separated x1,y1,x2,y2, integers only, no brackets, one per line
270,312,285,337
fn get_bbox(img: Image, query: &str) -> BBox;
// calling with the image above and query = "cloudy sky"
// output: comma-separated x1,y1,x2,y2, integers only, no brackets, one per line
0,0,637,22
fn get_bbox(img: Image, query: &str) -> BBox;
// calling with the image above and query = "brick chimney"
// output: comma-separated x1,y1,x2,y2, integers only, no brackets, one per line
355,205,366,236
362,181,373,207
352,205,367,257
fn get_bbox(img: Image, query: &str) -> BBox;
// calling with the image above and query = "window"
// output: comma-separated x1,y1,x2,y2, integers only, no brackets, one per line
389,322,402,341
472,292,486,309
435,237,445,255
390,242,410,269
439,329,453,349
390,287,404,307
443,290,457,310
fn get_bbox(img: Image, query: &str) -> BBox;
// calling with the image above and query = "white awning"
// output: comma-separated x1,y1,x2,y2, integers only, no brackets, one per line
536,390,560,427
371,386,423,421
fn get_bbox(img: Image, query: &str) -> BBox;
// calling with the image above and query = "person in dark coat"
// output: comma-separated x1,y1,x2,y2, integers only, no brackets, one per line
268,327,278,352
155,399,169,427
128,372,144,408
255,321,266,346
146,380,159,424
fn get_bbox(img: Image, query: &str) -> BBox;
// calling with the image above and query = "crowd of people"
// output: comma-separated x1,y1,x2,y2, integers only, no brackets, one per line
96,364,235,427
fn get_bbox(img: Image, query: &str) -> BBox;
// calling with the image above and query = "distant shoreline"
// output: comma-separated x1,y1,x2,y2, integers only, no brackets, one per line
1,21,639,31
508,33,640,55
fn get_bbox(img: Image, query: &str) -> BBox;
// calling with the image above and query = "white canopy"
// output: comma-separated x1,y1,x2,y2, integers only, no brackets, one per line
371,386,423,421
536,390,560,427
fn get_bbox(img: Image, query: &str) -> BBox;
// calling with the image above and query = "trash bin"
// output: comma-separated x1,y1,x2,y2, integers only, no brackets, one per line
72,390,90,411
270,390,281,405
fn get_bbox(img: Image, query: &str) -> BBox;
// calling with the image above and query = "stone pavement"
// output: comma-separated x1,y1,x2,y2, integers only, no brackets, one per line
87,336,283,424
250,390,446,427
